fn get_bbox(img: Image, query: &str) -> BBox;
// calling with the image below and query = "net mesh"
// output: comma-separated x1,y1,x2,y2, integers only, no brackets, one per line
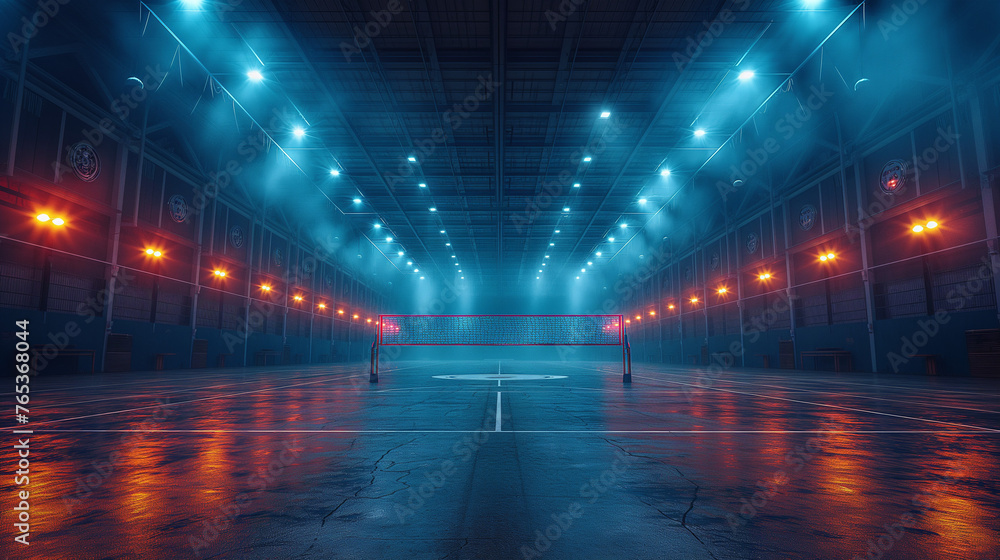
379,315,623,346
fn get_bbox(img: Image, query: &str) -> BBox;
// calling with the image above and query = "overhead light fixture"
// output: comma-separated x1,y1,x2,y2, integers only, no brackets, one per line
583,156,592,162
563,207,570,212
440,230,446,234
446,242,451,246
638,198,647,204
293,126,306,138
330,169,340,177
555,229,561,233
926,221,939,229
386,236,393,242
36,214,50,222
293,295,303,302
261,285,271,292
718,287,728,294
246,69,263,82
649,311,655,316
573,183,581,188
587,261,593,266
694,129,706,137
213,270,226,277
600,111,611,118
668,304,675,310
660,169,671,177
596,252,602,256
542,263,547,266
414,268,420,272
690,296,699,303
407,261,413,265
738,69,755,81
374,224,382,229
620,223,628,229
408,156,417,162
608,237,615,242
545,255,550,258
353,198,362,204
318,303,326,310
550,242,555,246
429,207,437,212
419,183,427,188
581,268,586,273
420,276,425,280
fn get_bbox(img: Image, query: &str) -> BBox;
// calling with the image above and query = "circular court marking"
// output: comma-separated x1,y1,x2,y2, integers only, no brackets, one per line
433,374,567,381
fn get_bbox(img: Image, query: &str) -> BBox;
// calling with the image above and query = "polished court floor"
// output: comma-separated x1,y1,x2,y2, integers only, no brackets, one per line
3,360,999,559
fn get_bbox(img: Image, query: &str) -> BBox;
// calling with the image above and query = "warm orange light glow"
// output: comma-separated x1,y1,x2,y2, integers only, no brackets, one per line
261,285,271,292
36,214,50,222
52,218,65,226
367,318,372,323
668,304,675,310
338,309,344,314
214,270,226,277
635,315,641,320
819,255,828,262
926,221,938,229
625,319,631,324
718,287,728,295
690,296,699,303
153,251,161,257
318,303,326,310
912,224,924,233
827,253,835,260
146,249,154,255
759,272,771,280
293,295,303,302
353,314,359,319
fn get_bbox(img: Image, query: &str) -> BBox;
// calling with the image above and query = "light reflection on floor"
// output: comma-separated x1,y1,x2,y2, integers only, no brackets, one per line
2,360,998,559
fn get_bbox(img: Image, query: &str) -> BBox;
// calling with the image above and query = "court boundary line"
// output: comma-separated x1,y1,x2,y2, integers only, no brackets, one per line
631,374,1000,433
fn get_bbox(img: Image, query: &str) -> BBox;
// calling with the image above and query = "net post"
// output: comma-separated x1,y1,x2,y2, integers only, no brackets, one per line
623,332,632,383
369,340,379,383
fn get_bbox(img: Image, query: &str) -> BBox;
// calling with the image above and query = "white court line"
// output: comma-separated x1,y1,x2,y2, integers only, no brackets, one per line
1,363,350,396
3,373,366,428
495,392,502,432
34,428,1000,435
632,374,1000,433
642,365,1000,397
498,361,502,387
673,376,1000,414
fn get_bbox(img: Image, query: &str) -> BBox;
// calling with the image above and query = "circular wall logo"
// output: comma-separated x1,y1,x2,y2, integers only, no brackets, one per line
230,225,245,249
799,204,818,231
880,159,907,194
167,195,188,223
70,142,100,182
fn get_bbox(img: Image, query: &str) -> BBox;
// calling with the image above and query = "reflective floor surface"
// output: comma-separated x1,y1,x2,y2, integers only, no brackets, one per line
2,360,999,559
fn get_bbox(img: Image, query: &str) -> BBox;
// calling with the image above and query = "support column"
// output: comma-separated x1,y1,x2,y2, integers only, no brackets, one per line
967,88,1000,324
101,141,129,372
853,155,880,372
5,39,28,177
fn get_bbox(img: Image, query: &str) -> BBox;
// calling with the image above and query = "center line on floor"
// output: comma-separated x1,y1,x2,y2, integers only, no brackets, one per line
495,392,502,431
